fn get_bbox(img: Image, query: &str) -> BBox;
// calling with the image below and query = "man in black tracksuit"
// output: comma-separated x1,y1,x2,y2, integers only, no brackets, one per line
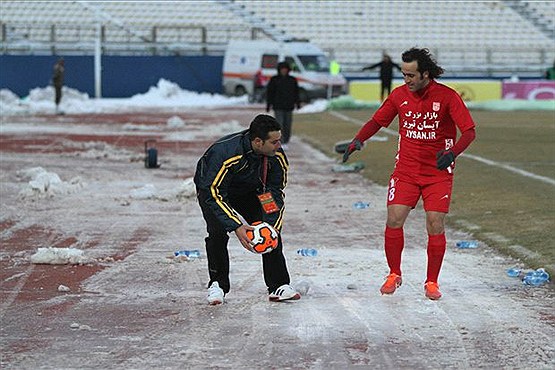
194,114,300,304
266,61,300,147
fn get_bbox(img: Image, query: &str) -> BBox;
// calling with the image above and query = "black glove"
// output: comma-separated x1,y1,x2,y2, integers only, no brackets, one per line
436,150,455,170
266,105,271,112
342,138,363,163
296,103,301,110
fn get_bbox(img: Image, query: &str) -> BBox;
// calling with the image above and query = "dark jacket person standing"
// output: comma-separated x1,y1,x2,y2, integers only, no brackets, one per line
362,54,401,101
52,58,65,114
266,61,300,149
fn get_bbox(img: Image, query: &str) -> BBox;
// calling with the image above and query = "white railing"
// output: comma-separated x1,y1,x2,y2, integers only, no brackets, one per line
1,22,553,78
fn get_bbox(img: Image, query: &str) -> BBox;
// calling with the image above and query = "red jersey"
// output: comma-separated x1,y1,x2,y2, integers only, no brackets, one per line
372,80,475,178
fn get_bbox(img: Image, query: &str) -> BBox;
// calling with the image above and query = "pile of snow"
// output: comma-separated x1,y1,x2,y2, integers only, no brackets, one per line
167,115,185,128
60,140,138,161
1,88,20,105
127,177,196,202
121,116,186,131
298,99,329,113
28,85,89,104
24,86,91,115
175,177,196,200
0,88,27,114
122,123,158,131
1,78,329,115
129,184,157,200
18,167,85,199
126,79,248,109
30,247,92,265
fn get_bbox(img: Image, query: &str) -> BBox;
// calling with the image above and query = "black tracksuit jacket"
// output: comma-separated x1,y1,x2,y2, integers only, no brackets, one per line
194,129,288,232
266,74,300,111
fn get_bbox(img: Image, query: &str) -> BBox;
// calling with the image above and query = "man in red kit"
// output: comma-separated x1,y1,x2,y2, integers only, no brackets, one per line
343,48,476,300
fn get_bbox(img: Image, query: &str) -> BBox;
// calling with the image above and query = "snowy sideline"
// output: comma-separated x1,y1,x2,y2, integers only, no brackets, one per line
0,78,329,115
1,78,550,268
2,78,552,115
1,79,327,266
2,78,554,369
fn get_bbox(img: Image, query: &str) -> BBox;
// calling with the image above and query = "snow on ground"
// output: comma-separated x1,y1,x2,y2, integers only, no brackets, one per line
30,247,93,265
17,167,86,200
0,82,553,369
0,79,328,116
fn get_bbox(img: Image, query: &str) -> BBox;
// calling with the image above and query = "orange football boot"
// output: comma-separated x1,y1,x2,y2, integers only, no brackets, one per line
424,281,442,300
380,273,402,295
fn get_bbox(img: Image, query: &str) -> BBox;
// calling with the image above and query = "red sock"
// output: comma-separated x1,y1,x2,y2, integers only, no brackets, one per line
427,233,446,283
384,226,404,275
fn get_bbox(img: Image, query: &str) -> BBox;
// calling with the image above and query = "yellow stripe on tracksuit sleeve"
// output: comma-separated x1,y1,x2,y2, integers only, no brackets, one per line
210,155,243,225
275,152,288,188
272,152,289,231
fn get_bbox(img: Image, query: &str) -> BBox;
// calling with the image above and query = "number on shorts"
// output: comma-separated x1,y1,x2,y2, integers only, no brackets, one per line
388,178,396,201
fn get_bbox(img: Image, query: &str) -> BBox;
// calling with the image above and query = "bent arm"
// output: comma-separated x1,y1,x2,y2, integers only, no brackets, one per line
452,127,476,156
197,153,244,232
355,119,382,143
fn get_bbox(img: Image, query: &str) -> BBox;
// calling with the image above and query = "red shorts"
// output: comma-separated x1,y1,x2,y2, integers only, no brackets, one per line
386,174,453,213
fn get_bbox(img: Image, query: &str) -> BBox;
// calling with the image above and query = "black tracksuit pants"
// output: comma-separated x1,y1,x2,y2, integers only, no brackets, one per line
197,190,291,295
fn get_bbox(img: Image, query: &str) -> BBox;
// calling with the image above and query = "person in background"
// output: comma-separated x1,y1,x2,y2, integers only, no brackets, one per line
266,61,301,150
52,58,65,114
194,114,301,305
343,48,476,300
251,69,268,103
545,59,555,80
362,53,401,101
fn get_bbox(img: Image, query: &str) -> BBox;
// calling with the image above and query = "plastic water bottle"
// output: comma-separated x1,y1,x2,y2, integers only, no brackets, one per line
297,248,318,257
506,267,522,277
353,201,370,209
174,249,200,258
456,240,479,249
522,268,550,286
536,268,550,280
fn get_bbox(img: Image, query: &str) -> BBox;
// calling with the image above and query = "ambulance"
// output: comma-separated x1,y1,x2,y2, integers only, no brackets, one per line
222,39,347,102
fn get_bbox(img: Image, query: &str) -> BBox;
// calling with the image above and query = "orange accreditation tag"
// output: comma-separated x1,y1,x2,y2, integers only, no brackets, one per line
257,192,280,214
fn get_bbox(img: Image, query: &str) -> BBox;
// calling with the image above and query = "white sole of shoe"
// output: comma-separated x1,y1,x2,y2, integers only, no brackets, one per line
269,292,301,302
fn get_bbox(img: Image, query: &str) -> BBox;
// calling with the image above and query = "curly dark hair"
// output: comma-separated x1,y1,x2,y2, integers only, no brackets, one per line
248,114,281,141
402,48,444,79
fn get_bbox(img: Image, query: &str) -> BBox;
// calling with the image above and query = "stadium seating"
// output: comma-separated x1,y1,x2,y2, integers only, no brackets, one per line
1,0,553,76
0,0,252,53
235,0,553,73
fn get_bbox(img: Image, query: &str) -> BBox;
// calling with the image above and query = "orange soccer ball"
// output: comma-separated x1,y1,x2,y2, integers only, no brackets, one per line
246,221,279,254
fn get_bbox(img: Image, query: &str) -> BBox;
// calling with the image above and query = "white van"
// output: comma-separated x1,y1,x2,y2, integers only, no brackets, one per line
222,39,347,102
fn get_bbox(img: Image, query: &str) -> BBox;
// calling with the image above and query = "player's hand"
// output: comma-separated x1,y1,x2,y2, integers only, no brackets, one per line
234,224,255,252
266,105,271,112
436,150,455,170
342,138,362,163
296,103,301,110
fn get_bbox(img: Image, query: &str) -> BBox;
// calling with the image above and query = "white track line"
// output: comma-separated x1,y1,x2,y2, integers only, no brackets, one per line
0,265,34,321
461,153,555,186
329,110,555,186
